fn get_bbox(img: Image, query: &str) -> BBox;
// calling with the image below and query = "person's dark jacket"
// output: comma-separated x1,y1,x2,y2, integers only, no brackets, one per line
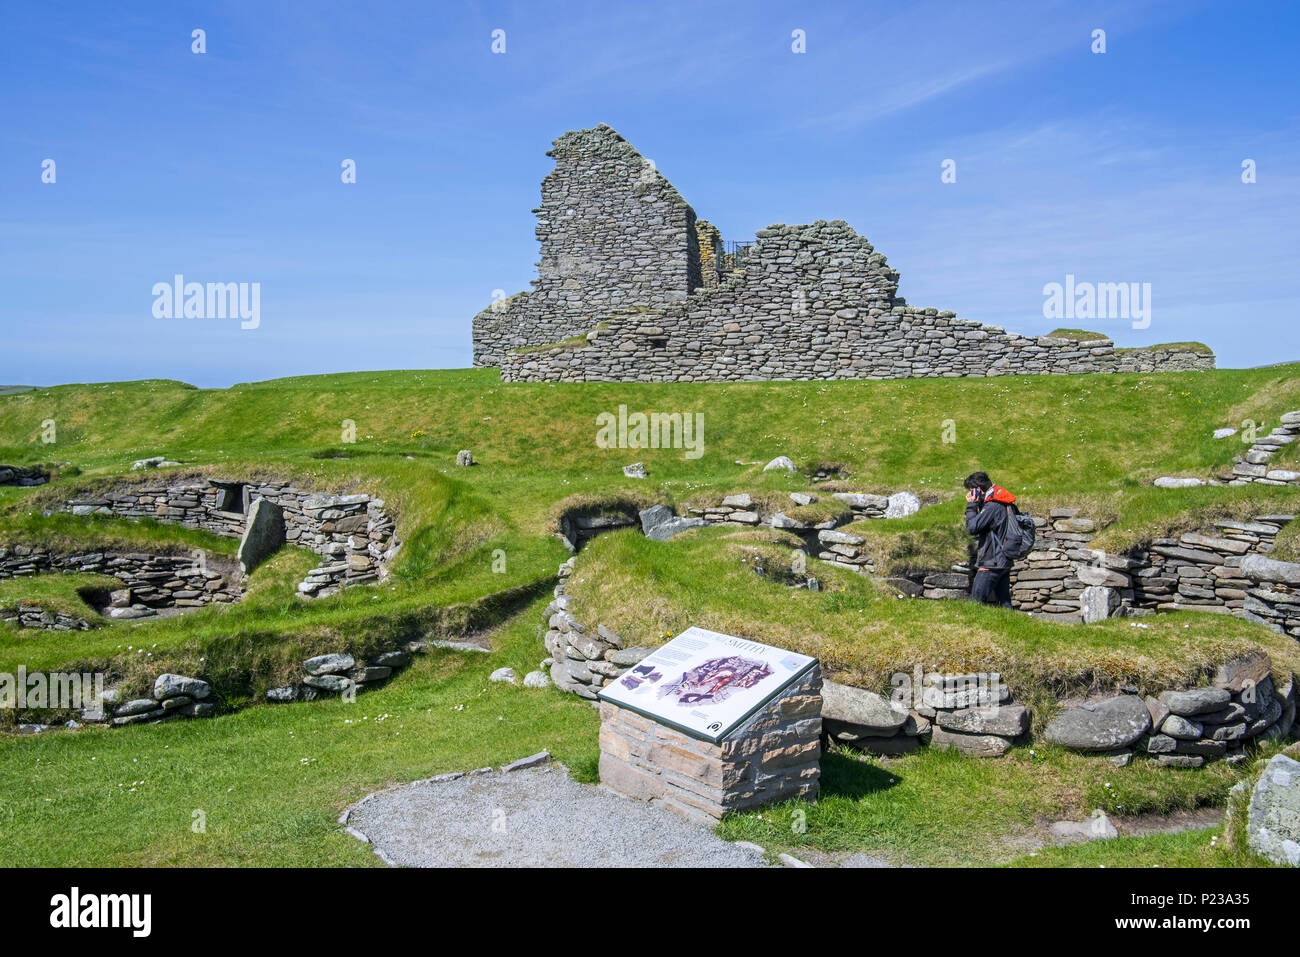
965,485,1017,570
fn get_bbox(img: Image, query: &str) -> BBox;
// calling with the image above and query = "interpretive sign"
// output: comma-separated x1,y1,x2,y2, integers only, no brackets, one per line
596,626,817,743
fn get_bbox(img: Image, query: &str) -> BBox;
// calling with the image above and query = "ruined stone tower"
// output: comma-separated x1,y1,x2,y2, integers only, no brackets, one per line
472,124,701,366
472,126,1214,381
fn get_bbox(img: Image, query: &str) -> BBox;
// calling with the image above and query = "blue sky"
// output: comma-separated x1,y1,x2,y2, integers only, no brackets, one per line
2,0,1297,387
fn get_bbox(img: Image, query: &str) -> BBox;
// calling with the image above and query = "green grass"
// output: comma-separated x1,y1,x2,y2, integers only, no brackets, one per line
1,365,1298,867
715,741,1286,867
0,572,118,623
1048,328,1111,341
0,599,601,866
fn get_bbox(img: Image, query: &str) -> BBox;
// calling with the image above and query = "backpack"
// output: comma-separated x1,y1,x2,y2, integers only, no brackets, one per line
1001,504,1037,561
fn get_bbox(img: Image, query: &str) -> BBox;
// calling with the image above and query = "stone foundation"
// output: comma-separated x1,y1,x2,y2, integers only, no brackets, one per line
60,476,399,598
0,545,240,621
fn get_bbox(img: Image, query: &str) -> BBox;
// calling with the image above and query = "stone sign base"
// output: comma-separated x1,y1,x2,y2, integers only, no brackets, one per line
598,666,822,826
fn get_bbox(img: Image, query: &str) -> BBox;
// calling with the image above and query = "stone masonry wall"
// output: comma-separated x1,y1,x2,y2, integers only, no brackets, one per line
61,477,398,599
0,546,240,621
1227,411,1300,487
500,220,1214,382
473,124,701,367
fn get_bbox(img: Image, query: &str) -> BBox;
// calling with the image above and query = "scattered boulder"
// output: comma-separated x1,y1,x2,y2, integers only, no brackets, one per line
622,462,646,478
523,670,550,689
789,491,817,507
762,456,796,472
455,450,474,467
1154,476,1205,488
489,667,517,684
1213,428,1238,439
1043,695,1152,752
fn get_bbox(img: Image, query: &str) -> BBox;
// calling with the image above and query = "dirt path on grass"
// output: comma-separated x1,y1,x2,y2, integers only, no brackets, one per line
343,760,774,868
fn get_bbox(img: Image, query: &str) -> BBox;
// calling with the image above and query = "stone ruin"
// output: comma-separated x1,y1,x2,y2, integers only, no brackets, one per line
472,123,1215,382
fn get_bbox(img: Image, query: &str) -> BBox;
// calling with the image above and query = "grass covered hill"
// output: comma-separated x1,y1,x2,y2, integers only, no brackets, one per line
2,364,1300,693
2,364,1299,867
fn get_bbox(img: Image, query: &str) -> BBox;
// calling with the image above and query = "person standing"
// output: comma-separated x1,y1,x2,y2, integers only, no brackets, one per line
963,471,1017,607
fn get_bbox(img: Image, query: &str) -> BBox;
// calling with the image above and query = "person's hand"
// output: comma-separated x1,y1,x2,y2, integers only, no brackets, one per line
965,488,979,503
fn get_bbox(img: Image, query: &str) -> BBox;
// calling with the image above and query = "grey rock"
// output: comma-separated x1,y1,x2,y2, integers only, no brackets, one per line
1159,687,1231,716
1241,553,1300,586
303,674,356,693
763,456,797,472
266,686,298,702
153,673,211,701
303,652,356,676
935,704,1029,737
1050,809,1118,842
1246,754,1300,865
237,497,285,574
929,726,1013,757
622,462,646,478
523,670,551,689
489,667,518,684
1043,695,1152,752
638,505,704,541
608,647,652,666
1161,714,1204,739
1080,585,1122,623
114,698,160,717
821,680,909,733
884,492,920,518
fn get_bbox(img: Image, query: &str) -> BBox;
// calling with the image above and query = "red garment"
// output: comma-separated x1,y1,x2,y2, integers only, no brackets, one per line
984,485,1016,505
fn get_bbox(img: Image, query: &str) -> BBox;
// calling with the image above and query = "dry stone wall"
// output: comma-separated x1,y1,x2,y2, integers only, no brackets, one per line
0,546,240,621
477,126,1214,382
61,477,398,598
541,494,1299,765
473,124,700,366
1227,411,1300,487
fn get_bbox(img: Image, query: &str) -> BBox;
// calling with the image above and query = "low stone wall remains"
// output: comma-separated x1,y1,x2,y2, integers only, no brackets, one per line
60,477,399,598
0,545,240,621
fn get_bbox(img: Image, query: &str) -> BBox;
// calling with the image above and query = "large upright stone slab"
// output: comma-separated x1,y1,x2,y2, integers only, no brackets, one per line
237,497,285,574
597,627,821,825
1245,754,1300,866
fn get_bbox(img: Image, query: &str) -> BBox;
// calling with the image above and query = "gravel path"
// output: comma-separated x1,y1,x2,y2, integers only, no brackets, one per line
345,761,771,868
